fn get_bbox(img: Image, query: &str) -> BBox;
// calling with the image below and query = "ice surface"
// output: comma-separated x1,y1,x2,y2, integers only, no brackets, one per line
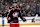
1,25,40,27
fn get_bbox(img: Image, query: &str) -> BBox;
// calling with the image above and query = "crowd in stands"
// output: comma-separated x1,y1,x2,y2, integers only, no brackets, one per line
0,0,40,17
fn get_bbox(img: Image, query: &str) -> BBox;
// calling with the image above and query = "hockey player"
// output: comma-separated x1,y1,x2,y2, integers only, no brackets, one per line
7,2,26,27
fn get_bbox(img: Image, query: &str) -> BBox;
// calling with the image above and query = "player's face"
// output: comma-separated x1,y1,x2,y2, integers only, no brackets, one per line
12,3,17,7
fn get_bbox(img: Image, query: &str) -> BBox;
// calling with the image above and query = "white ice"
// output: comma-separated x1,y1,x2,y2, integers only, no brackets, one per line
1,25,40,27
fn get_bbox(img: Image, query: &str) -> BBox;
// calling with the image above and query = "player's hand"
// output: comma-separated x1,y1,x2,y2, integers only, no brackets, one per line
7,17,10,20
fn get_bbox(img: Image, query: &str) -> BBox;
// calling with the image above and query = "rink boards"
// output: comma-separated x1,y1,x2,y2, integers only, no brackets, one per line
0,17,40,26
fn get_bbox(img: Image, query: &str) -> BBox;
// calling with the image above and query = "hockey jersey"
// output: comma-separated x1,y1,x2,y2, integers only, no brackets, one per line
8,8,26,23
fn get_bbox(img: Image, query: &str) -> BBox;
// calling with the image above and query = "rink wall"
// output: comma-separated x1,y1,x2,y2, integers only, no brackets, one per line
0,17,40,26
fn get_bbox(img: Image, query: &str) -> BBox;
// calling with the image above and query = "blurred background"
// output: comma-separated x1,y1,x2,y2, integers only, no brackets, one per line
0,0,40,17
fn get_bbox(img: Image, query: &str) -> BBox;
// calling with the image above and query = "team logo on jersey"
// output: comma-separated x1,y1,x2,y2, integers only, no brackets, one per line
12,12,19,17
